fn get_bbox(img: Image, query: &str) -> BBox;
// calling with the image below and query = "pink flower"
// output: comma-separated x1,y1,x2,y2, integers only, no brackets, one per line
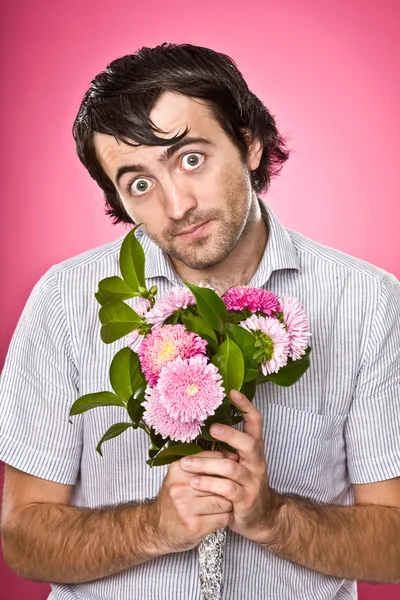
133,298,152,318
240,314,290,375
143,386,203,442
138,324,207,386
146,286,196,326
125,298,151,353
280,297,312,360
142,355,225,442
157,355,225,423
126,329,144,353
223,286,281,315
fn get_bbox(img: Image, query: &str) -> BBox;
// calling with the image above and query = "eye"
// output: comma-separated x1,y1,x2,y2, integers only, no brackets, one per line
129,178,153,197
181,152,204,171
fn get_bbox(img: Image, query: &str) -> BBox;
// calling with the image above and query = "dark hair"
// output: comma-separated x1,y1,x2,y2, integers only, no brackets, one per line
73,42,289,225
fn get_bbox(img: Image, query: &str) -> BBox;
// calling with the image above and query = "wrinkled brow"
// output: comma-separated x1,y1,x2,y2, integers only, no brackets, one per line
115,136,213,186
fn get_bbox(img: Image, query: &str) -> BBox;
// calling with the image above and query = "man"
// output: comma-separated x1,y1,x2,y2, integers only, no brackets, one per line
1,43,399,600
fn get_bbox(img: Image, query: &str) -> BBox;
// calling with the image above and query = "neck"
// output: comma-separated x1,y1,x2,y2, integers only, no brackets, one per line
171,199,269,296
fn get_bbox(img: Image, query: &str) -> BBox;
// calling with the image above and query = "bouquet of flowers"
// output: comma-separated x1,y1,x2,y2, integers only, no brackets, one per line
70,225,312,600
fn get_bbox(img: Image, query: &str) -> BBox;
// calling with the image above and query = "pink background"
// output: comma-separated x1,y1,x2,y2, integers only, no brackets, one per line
1,0,399,598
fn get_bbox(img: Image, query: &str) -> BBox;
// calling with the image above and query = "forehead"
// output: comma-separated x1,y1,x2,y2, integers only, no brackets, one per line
148,91,216,136
94,92,222,178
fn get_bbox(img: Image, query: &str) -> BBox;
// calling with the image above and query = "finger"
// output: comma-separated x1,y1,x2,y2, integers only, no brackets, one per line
189,475,244,504
207,424,259,460
230,390,263,441
221,448,239,461
195,495,233,516
169,450,225,476
180,457,246,484
193,450,226,459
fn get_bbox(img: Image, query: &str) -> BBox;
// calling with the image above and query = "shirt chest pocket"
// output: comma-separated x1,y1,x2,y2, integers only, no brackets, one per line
263,403,348,503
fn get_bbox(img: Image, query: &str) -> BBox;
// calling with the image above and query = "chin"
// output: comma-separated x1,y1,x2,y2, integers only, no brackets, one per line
180,248,230,270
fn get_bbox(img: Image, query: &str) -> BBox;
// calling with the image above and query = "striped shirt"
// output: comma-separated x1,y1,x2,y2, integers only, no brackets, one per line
1,199,399,599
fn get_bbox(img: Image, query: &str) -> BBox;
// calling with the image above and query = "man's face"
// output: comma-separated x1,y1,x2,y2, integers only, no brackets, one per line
94,92,262,270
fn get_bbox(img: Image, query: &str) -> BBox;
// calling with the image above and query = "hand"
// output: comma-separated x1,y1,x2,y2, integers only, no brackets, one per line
154,451,234,554
180,390,278,544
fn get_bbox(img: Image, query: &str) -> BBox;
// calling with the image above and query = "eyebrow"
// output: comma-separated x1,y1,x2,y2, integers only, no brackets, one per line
114,136,214,187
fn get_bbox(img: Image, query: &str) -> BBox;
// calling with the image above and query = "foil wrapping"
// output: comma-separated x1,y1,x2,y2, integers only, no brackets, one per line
198,527,227,600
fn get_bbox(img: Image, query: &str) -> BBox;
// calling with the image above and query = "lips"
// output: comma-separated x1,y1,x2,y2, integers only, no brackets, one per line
177,221,209,235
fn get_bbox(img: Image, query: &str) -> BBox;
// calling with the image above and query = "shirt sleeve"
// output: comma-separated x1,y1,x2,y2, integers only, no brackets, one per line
345,272,400,484
0,268,83,484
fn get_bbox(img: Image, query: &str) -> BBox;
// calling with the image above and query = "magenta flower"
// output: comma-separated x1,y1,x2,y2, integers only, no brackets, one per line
126,298,152,353
280,297,312,360
146,286,196,327
143,386,203,442
240,314,290,375
138,324,207,386
223,286,281,315
157,355,225,423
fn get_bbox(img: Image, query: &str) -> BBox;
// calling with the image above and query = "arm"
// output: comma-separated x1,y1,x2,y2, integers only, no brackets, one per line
258,478,400,584
1,465,162,583
181,390,400,584
1,456,233,584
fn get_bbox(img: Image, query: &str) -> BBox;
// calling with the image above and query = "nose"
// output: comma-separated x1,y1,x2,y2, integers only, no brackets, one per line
160,176,197,221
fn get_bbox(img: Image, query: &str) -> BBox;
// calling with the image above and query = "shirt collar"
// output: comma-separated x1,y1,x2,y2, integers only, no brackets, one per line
136,198,300,286
248,199,300,287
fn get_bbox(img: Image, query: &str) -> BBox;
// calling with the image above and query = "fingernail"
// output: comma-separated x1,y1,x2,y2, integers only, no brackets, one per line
181,458,192,467
211,424,224,436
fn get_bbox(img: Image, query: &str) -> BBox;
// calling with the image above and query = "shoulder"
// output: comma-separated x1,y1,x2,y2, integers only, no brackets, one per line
23,237,127,315
287,228,398,296
44,227,150,283
47,236,125,279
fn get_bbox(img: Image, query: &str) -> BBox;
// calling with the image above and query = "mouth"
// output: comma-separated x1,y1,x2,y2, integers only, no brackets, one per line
176,220,212,240
177,221,209,235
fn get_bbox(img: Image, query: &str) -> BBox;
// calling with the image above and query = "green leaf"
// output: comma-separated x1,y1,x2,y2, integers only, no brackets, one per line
225,323,258,381
226,308,252,324
99,301,144,344
148,447,159,459
127,386,146,425
167,439,181,447
151,443,203,466
243,368,259,383
184,282,228,334
150,427,167,450
256,346,312,387
69,391,125,417
206,397,231,423
184,315,219,354
241,379,257,401
211,337,245,396
130,360,146,394
99,301,143,326
96,276,137,306
109,347,142,401
95,292,111,307
119,225,146,290
225,322,256,353
96,422,134,456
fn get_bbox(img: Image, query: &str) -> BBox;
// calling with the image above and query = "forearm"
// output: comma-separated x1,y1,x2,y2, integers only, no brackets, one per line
261,493,400,583
2,499,167,583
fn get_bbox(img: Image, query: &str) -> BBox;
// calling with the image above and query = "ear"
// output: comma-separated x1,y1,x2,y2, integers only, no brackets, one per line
241,129,263,171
